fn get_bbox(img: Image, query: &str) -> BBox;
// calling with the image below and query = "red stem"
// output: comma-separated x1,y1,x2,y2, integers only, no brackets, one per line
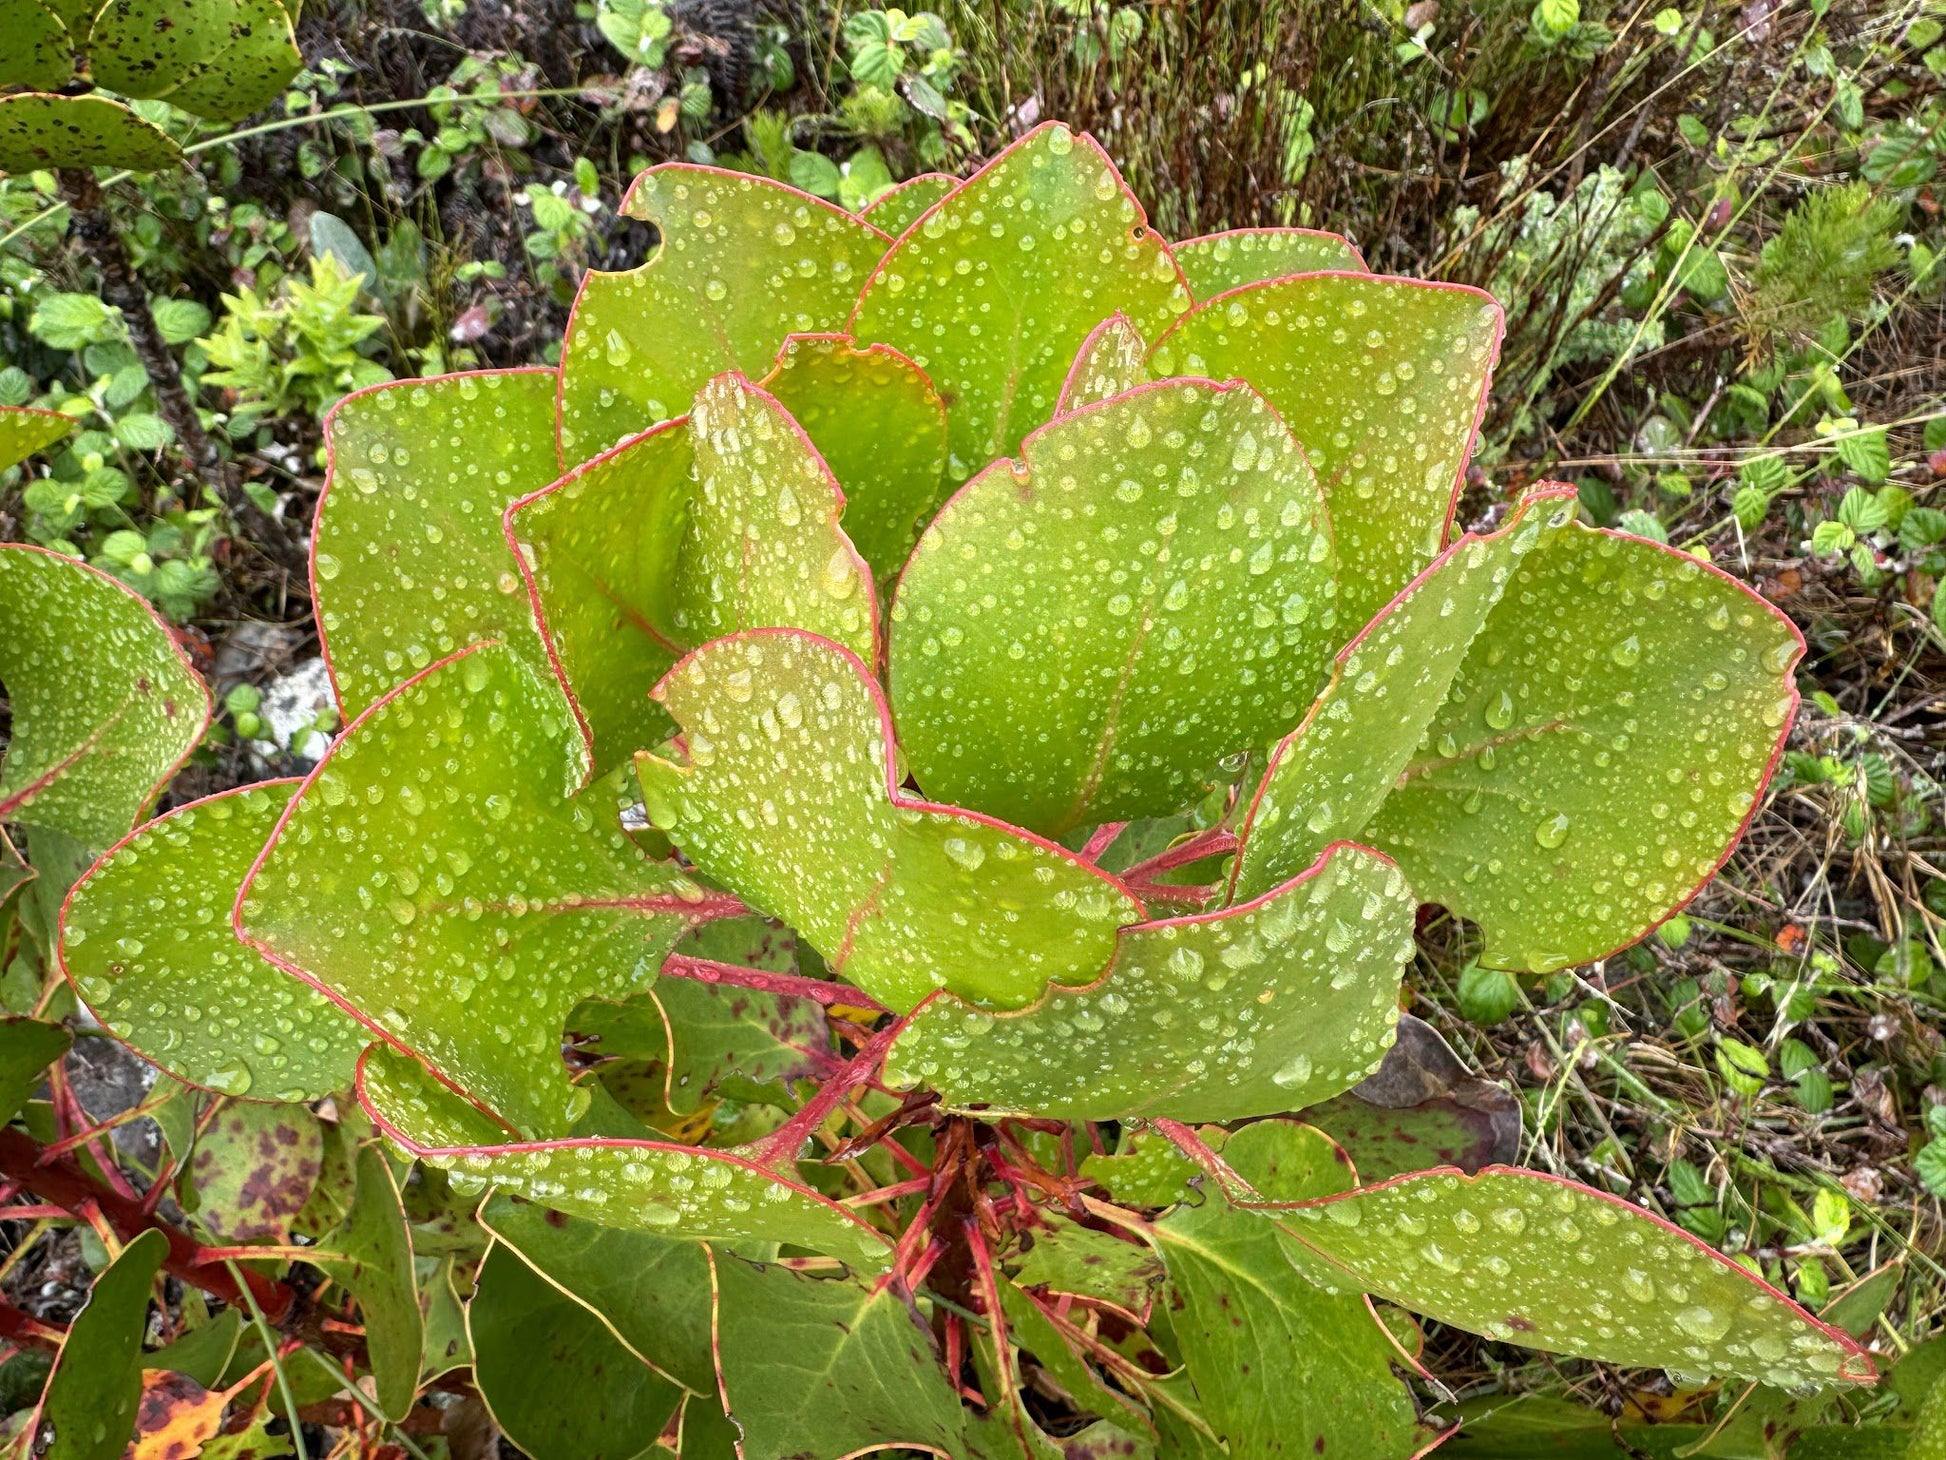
1120,828,1238,882
1078,822,1128,862
746,1017,909,1170
0,1300,63,1351
661,954,887,1012
0,1127,295,1322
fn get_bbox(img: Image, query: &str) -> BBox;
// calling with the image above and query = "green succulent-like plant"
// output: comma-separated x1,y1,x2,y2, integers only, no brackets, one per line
10,124,1883,1455
0,0,302,171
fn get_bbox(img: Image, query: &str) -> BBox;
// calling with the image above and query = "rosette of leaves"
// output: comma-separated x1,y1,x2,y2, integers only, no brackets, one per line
36,125,1881,1456
0,0,303,172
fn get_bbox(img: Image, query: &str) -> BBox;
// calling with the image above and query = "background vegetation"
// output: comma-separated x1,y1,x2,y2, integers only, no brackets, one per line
0,0,1943,1452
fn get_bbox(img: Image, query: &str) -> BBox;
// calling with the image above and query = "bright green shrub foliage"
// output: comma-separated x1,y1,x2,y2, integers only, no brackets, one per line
22,124,1876,1457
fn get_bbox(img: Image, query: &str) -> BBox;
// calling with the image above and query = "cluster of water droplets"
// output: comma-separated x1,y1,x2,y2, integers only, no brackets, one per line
886,849,1411,1121
1150,273,1500,632
1173,228,1366,300
1282,1172,1866,1388
315,371,560,714
61,781,366,1101
638,631,1138,1013
1055,314,1153,413
889,378,1338,835
558,168,890,459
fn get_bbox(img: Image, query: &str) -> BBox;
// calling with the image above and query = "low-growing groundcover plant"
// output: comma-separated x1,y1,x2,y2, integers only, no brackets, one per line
0,123,1902,1456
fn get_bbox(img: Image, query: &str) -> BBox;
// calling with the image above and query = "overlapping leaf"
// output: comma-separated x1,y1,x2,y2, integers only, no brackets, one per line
557,166,891,459
235,642,707,1137
0,94,182,172
0,545,209,848
890,377,1338,835
62,782,368,1101
1154,1121,1425,1460
0,405,73,470
0,1016,66,1126
183,1100,322,1242
1054,315,1152,414
637,630,1144,1012
1234,489,1804,972
1173,228,1367,299
358,1045,892,1264
860,172,956,234
0,4,73,91
851,122,1191,478
1152,271,1501,633
37,1228,166,1460
307,1145,423,1421
509,372,876,777
885,843,1412,1120
316,369,564,718
1253,1166,1875,1388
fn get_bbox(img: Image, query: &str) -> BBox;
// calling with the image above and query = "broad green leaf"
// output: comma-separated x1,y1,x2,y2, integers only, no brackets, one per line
1439,1395,1908,1459
557,166,891,459
1013,1215,1163,1315
859,171,956,234
0,3,71,91
886,843,1411,1120
1054,314,1152,414
0,545,209,848
511,373,877,778
86,0,300,119
0,407,73,471
1151,272,1501,634
653,973,833,1114
39,1228,166,1460
235,642,703,1138
183,1100,322,1242
761,333,949,580
307,1144,422,1421
1236,490,1803,972
851,122,1191,480
470,1242,681,1460
890,377,1337,835
315,369,563,718
669,374,877,662
637,630,1144,1013
1233,491,1578,900
713,1253,970,1459
677,1396,742,1459
479,1192,714,1393
62,782,368,1102
143,0,302,123
0,1015,68,1126
1081,1127,1212,1208
1154,1121,1425,1460
0,93,182,172
1173,228,1367,300
1258,1167,1875,1388
996,1278,1151,1435
420,1254,471,1382
360,1044,892,1265
506,416,693,776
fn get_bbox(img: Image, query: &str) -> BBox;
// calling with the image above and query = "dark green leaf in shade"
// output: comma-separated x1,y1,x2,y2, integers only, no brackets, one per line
0,1015,69,1127
40,1228,166,1460
307,1143,423,1421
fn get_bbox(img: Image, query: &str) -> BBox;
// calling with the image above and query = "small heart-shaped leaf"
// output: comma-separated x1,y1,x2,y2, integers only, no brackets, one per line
557,166,891,459
851,122,1191,479
638,630,1145,1012
891,376,1337,835
886,842,1410,1120
0,544,209,848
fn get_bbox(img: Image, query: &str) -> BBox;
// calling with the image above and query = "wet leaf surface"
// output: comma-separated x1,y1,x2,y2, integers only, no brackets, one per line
859,172,956,235
0,406,73,472
1054,315,1152,415
1173,228,1367,299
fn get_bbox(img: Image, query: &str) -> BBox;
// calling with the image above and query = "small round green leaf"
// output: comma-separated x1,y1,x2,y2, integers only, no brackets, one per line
315,369,565,719
557,166,892,460
236,643,710,1138
891,377,1337,835
1173,228,1368,300
850,122,1191,481
886,843,1411,1121
1152,272,1501,635
0,544,209,848
62,782,367,1101
0,93,182,172
638,630,1145,1013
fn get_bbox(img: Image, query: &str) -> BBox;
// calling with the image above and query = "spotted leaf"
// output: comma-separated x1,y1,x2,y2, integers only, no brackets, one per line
360,1044,892,1265
1151,272,1500,634
88,0,301,120
182,1099,323,1243
885,843,1411,1121
890,377,1337,836
1173,228,1368,300
557,166,891,460
0,93,183,172
637,630,1145,1013
851,122,1191,481
1253,1166,1876,1390
0,4,73,91
315,369,564,719
62,783,368,1101
0,544,209,849
235,642,711,1138
1234,489,1805,972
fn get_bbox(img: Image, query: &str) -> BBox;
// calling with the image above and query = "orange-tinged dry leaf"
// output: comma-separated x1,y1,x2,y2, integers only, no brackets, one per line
125,1370,227,1460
